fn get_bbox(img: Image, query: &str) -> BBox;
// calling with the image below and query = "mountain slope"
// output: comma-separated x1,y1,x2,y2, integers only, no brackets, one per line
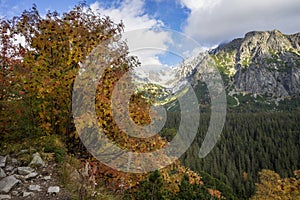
210,30,300,97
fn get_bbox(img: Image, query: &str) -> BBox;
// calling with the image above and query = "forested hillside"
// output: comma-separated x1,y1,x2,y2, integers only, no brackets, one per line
162,112,300,199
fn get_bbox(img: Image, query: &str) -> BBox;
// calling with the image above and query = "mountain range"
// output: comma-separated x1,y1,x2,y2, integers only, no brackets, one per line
134,30,300,111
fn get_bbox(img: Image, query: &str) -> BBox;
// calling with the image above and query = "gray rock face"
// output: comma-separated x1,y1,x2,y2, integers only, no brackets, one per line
234,66,300,96
0,175,20,193
29,153,45,168
209,30,300,97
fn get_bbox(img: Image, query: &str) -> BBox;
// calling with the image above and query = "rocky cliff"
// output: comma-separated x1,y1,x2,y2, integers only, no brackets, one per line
210,30,300,97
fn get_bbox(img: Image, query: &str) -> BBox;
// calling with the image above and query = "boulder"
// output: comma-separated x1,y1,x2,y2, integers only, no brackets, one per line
17,167,34,175
29,153,45,168
0,175,20,193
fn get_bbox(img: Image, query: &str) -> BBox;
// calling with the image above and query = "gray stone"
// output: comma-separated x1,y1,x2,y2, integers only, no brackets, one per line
0,156,7,168
17,167,35,175
47,186,60,194
22,191,34,198
0,168,6,178
28,184,41,192
0,175,20,193
0,194,11,199
24,172,38,180
43,175,51,181
29,153,45,168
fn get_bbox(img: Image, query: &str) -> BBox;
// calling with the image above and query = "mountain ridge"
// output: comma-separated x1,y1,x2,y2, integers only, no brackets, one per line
133,30,300,110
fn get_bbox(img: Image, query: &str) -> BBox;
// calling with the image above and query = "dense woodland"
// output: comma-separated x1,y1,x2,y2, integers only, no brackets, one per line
164,111,300,199
1,3,299,199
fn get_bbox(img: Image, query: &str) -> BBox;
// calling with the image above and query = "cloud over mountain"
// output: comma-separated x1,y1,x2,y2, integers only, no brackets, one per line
180,0,300,46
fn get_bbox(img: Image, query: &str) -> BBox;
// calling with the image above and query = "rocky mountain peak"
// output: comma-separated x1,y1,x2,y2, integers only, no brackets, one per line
241,30,293,57
208,30,300,97
214,30,298,62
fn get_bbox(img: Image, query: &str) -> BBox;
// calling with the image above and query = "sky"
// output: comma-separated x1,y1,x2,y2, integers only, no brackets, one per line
1,0,300,69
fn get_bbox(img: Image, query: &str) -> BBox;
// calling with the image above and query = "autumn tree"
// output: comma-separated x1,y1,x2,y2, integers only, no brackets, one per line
0,3,130,141
251,169,300,200
0,15,30,140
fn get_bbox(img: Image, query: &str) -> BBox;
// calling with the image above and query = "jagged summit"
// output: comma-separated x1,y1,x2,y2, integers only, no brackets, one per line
213,30,300,56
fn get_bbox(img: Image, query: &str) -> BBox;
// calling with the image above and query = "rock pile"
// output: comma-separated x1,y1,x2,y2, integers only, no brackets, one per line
0,151,69,200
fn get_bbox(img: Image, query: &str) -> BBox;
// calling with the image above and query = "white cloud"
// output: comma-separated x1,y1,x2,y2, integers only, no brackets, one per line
179,0,221,11
180,0,300,46
123,28,172,68
90,0,172,70
90,0,163,31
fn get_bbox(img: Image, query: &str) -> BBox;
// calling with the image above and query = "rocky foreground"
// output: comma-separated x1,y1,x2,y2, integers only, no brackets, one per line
0,151,70,200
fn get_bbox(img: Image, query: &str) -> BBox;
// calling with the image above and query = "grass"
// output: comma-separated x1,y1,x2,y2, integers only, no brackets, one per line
241,56,251,67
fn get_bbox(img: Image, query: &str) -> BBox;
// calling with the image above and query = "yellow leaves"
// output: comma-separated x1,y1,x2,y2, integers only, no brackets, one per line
208,188,222,199
94,66,169,153
243,171,248,181
38,86,44,94
251,169,300,200
40,122,51,132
